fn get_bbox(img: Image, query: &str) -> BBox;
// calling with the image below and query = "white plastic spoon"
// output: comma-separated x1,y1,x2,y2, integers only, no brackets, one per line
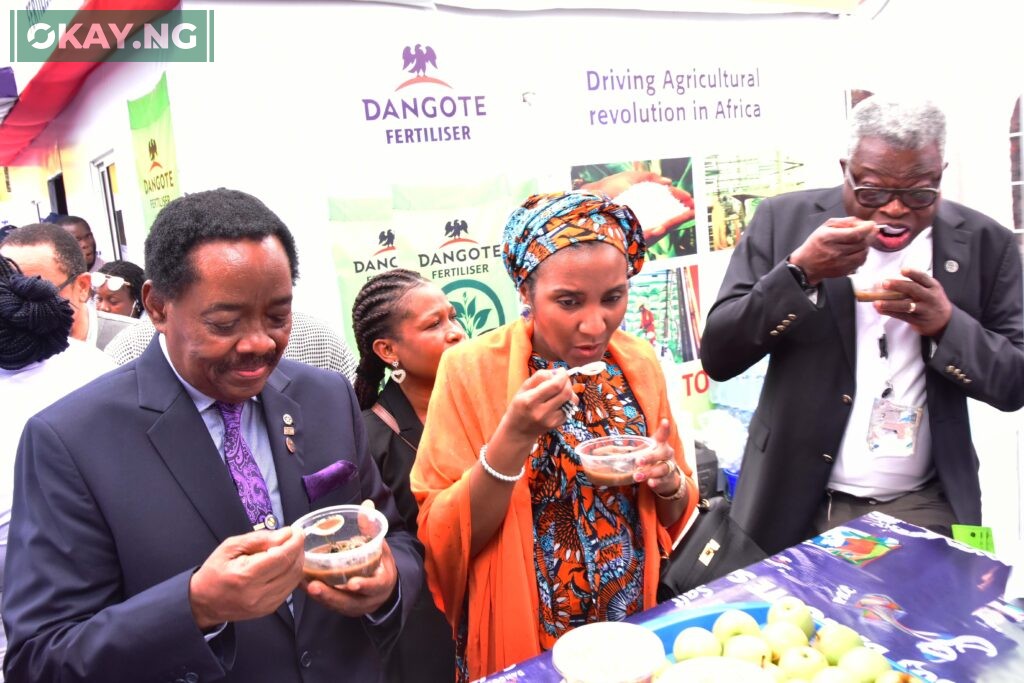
566,361,606,376
559,361,606,419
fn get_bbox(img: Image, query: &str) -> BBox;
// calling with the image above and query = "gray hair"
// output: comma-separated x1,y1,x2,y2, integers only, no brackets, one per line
847,95,946,160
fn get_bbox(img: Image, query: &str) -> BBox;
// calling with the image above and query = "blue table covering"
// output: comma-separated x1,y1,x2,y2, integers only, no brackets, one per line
478,512,1024,682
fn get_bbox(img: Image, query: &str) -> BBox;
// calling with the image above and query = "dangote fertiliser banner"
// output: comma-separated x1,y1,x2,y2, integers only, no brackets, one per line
127,72,181,232
325,6,846,437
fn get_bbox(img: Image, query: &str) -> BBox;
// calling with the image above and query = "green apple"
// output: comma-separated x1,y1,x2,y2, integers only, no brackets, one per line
723,633,772,667
711,609,761,644
672,626,721,661
836,646,891,683
811,666,858,683
761,620,809,662
778,645,829,681
767,595,817,639
813,622,864,666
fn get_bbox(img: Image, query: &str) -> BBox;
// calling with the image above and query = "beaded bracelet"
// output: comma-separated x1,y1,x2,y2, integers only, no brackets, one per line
479,444,525,483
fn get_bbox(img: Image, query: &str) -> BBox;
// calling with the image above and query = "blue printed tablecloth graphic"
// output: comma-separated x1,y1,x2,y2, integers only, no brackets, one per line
477,512,1024,682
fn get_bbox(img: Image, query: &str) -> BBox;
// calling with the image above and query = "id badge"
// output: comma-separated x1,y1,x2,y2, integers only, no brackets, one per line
866,397,923,456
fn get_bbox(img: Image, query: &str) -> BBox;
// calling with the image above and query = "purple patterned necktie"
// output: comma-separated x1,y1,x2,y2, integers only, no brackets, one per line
215,401,277,530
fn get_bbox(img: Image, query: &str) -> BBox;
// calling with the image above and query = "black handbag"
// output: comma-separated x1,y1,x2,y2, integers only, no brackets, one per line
657,496,768,602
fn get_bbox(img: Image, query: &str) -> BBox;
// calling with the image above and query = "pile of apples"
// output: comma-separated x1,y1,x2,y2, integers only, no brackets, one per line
661,596,913,682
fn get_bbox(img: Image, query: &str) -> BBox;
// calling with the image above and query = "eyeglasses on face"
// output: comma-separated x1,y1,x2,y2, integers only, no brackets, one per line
54,273,79,290
91,272,130,292
844,166,940,210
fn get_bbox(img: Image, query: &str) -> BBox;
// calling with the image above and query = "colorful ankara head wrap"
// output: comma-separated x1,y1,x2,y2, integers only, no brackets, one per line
501,191,646,291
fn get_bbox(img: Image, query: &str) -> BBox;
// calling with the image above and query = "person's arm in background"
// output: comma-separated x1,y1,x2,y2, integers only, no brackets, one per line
580,170,694,246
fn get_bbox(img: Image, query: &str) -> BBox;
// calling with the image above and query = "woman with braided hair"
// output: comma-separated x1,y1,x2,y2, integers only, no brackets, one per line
0,254,73,370
0,254,114,669
351,268,463,682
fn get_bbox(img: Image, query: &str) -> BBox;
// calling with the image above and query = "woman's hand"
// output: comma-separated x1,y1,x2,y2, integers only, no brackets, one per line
500,368,577,445
634,418,682,497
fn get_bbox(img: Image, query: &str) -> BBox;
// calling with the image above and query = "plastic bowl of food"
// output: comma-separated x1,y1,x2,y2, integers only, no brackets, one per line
576,435,656,487
552,621,666,683
293,504,388,587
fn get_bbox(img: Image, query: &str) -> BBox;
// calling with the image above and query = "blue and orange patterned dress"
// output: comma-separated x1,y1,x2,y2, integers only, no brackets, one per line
528,351,647,650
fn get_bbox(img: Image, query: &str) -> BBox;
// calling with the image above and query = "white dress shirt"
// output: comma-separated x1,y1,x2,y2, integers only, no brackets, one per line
831,228,935,499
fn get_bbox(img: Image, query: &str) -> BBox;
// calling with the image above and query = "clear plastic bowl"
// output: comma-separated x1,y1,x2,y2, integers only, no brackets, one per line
552,621,666,683
293,504,388,587
576,435,656,487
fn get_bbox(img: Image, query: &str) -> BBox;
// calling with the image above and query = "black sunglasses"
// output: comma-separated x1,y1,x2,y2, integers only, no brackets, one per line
844,166,940,210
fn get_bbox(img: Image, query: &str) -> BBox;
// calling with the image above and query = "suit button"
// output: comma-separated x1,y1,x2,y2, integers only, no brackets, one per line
963,377,972,384
185,674,199,683
770,330,780,336
841,394,852,405
946,365,956,374
822,453,834,463
776,325,786,332
787,313,797,320
300,651,312,668
781,319,791,327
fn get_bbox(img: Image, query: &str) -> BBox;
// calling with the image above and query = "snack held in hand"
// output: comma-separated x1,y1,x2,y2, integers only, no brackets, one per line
294,504,388,587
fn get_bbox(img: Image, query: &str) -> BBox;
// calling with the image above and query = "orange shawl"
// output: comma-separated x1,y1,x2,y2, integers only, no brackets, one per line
410,319,697,680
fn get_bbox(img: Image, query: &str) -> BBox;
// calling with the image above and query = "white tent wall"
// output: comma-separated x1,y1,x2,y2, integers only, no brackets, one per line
4,0,1021,559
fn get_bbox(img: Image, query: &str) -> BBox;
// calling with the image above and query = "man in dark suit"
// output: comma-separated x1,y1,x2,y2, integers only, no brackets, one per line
701,96,1024,555
2,189,424,682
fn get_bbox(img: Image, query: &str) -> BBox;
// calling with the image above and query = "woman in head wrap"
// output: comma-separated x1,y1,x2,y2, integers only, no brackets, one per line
411,191,698,681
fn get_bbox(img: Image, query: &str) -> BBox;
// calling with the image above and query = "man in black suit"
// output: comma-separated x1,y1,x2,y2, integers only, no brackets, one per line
3,189,423,682
701,95,1024,555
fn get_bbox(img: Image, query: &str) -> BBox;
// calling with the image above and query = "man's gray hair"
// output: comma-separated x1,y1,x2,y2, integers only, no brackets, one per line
847,95,946,160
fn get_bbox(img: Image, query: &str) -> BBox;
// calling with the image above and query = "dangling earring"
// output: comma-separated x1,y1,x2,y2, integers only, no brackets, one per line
391,360,406,384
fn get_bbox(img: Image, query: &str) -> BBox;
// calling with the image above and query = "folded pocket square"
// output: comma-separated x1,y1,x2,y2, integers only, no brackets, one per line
301,460,358,503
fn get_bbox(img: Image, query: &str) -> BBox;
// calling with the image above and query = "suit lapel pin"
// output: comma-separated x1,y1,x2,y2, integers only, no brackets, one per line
285,436,296,454
283,426,295,436
944,259,959,273
283,413,294,426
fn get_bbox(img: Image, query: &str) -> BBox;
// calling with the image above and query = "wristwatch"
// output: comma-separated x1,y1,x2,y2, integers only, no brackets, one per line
785,258,816,293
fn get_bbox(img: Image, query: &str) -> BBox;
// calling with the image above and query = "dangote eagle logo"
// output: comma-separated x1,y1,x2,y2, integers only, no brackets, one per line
402,44,437,78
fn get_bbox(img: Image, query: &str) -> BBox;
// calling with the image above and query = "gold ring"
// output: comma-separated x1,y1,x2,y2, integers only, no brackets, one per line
908,301,917,314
